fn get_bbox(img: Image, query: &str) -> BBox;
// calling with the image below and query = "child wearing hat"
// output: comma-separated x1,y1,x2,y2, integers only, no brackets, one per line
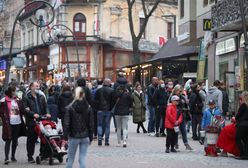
165,95,183,153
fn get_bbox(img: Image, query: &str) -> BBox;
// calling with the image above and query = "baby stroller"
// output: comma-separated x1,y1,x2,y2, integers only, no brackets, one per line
34,116,66,165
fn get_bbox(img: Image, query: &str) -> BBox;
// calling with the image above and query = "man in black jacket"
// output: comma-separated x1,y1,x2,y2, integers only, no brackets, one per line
94,78,114,146
23,82,50,163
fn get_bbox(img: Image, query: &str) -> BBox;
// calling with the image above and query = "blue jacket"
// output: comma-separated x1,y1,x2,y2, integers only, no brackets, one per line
201,107,221,129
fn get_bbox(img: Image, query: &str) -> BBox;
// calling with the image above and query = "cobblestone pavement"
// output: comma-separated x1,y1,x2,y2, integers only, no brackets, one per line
0,117,247,168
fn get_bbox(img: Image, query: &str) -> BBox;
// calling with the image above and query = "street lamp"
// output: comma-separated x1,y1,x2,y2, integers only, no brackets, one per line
4,0,55,89
41,24,82,80
162,15,176,38
239,0,248,90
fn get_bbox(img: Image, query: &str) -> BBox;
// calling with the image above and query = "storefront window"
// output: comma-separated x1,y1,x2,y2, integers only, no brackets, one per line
216,38,236,56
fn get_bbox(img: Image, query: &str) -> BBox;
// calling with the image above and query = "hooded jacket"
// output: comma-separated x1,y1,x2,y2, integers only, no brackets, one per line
58,91,73,121
207,87,223,113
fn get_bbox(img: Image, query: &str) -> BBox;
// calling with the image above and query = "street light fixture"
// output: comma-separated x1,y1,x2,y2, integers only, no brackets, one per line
41,24,82,81
4,0,55,90
162,14,176,38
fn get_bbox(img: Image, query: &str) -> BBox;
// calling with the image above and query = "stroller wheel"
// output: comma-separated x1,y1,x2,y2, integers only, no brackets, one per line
58,157,63,163
49,158,53,165
36,156,41,164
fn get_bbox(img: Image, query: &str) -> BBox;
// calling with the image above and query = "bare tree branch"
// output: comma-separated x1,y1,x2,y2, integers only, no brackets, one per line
127,0,137,38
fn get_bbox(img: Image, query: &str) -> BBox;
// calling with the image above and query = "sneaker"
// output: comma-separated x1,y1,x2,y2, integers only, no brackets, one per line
28,158,35,163
160,133,166,137
105,142,110,146
56,147,62,153
98,141,102,146
185,144,193,151
155,132,160,137
150,132,156,137
175,144,179,149
171,148,177,153
143,129,147,133
116,143,121,147
4,159,10,165
123,141,127,148
61,147,67,153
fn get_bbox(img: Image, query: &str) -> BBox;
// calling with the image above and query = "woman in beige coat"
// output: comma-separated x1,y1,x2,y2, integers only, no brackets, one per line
132,83,147,133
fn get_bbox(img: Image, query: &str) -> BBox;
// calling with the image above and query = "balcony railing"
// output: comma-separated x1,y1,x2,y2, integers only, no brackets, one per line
211,0,248,31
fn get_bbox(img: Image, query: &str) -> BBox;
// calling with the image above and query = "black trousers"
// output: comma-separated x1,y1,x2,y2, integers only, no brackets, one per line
5,124,21,160
137,122,146,132
236,125,248,157
26,126,38,159
166,128,177,149
155,106,166,133
192,114,202,139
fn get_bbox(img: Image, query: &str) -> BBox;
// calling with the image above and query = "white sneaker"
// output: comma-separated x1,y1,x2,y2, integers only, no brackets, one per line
123,141,127,148
116,143,121,147
61,146,67,153
56,147,62,153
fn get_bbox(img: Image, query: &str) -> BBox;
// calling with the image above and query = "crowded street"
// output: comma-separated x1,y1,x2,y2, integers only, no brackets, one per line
0,118,247,168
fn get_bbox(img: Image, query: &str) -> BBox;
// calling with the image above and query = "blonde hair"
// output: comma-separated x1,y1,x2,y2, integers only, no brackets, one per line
241,91,248,106
171,84,182,95
68,87,85,108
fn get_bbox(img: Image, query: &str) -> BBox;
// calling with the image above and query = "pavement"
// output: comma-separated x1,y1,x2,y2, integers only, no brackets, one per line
0,116,247,168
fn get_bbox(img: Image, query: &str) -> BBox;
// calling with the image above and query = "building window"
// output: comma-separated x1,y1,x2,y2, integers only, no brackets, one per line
209,0,215,4
139,17,146,39
73,13,86,33
203,0,208,7
167,22,172,39
180,0,184,18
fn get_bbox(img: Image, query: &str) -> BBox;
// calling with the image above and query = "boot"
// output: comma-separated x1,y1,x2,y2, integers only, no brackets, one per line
165,147,170,153
185,144,193,150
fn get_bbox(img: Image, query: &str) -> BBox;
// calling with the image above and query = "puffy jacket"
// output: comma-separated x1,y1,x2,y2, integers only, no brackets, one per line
63,99,94,141
94,85,114,111
207,87,223,113
23,92,50,126
153,87,168,106
165,103,183,129
58,91,73,121
201,107,221,129
189,91,203,115
113,77,130,92
114,90,133,116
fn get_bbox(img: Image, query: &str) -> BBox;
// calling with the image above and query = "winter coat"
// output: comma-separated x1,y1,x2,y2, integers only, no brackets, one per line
63,99,94,142
132,91,146,123
113,77,130,92
201,107,221,129
47,96,59,122
189,91,204,115
147,84,158,106
58,91,73,122
207,87,223,113
23,92,50,127
114,90,133,116
153,87,168,107
236,103,248,127
165,103,183,129
219,88,229,115
0,96,26,141
94,85,114,111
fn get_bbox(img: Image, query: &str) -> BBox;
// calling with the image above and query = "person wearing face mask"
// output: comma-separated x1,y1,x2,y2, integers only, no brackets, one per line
23,82,51,163
153,80,168,137
0,85,26,164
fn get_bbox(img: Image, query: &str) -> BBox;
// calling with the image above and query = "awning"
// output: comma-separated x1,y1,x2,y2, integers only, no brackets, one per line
12,57,26,68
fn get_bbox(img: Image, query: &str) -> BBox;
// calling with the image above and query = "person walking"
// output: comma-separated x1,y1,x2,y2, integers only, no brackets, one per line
132,83,147,134
23,82,51,163
114,85,133,147
64,87,94,168
94,78,114,146
0,85,26,164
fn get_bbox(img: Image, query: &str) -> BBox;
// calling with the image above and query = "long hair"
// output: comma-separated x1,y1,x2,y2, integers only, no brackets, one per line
68,87,85,108
241,91,248,106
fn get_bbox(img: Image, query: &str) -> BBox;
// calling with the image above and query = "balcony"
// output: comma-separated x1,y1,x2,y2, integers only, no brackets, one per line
211,0,248,32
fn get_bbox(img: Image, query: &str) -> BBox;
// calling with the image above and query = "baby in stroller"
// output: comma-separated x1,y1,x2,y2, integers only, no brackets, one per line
39,119,67,154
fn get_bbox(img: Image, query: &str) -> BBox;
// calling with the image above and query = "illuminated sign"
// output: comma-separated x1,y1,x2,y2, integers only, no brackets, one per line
203,19,212,31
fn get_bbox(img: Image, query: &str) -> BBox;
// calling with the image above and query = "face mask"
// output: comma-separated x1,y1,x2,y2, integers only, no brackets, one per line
35,89,40,93
168,85,173,89
161,84,165,88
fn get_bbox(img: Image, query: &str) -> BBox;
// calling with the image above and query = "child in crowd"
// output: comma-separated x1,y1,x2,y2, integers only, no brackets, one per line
165,95,183,153
39,120,67,153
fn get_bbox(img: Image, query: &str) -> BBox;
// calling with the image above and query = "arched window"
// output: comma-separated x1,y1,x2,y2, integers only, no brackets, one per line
73,13,86,38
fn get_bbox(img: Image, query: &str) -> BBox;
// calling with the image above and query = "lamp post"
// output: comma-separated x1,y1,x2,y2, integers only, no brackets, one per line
239,0,248,90
162,15,176,38
4,0,55,89
41,24,82,80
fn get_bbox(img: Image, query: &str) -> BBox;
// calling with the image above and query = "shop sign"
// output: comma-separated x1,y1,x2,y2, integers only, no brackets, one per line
216,38,236,56
203,19,212,31
0,60,6,70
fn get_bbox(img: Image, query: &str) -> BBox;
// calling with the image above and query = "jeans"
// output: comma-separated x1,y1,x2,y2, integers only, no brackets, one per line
115,115,129,143
147,105,155,133
66,137,89,168
97,111,111,143
155,105,166,133
177,118,188,145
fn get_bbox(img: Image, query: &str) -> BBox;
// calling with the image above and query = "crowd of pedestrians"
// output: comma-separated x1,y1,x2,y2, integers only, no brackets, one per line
0,74,248,168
